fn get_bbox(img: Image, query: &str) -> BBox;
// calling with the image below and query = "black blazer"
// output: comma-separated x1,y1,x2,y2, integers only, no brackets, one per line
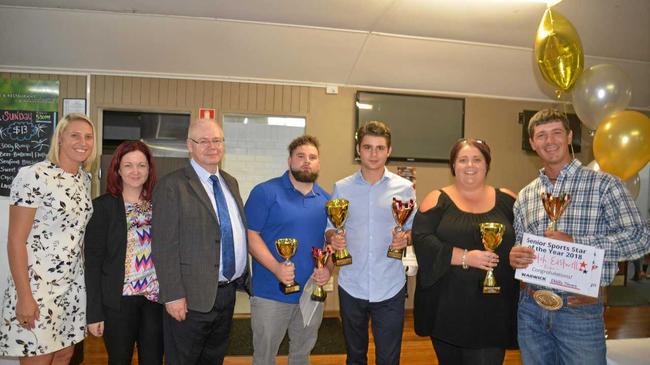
84,193,131,324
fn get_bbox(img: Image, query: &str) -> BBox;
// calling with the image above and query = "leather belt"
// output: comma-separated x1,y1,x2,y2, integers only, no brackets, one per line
522,283,605,311
218,280,236,288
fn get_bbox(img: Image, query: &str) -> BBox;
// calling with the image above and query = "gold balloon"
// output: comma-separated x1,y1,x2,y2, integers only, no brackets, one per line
593,111,650,181
535,8,584,92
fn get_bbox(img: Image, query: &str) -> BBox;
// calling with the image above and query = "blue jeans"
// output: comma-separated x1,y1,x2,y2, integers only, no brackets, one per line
518,289,606,365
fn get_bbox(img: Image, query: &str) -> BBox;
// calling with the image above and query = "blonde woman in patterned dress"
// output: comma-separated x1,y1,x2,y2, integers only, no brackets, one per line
0,113,96,364
84,140,162,365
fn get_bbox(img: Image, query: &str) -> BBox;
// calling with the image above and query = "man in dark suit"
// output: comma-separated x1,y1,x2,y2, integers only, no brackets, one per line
152,118,249,365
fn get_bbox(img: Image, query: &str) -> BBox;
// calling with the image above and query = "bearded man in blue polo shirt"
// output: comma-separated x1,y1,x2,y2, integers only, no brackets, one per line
244,135,332,365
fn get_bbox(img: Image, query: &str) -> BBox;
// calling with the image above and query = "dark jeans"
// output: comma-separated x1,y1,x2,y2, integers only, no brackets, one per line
339,285,406,365
163,283,236,365
431,337,505,365
103,295,164,365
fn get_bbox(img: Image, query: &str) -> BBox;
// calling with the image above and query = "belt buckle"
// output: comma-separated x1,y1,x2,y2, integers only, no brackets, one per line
533,290,563,310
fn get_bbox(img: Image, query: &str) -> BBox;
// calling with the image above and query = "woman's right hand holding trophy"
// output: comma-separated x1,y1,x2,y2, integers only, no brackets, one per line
463,249,500,272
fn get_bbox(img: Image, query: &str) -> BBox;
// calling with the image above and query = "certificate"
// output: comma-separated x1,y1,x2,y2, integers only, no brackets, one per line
63,98,87,115
515,233,604,297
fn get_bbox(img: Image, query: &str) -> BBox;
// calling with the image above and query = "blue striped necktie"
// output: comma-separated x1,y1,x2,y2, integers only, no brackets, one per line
209,175,235,280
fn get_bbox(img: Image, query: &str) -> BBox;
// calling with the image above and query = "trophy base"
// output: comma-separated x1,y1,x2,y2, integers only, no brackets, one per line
483,286,501,294
311,292,327,302
333,256,352,266
386,248,404,260
280,283,301,294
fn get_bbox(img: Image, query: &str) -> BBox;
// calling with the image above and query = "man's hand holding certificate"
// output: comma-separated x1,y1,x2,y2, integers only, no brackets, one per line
514,233,604,298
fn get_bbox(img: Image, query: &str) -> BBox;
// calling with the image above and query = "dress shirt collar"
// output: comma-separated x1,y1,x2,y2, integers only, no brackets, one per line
190,159,220,183
538,159,582,184
354,167,390,186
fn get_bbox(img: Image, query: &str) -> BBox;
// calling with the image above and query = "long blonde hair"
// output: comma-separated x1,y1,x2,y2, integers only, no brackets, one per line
47,113,97,171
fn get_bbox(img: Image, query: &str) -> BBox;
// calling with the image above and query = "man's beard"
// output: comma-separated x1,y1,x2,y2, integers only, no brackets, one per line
290,168,319,183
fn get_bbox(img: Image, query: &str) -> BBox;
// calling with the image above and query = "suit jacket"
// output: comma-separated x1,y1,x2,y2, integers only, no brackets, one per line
151,163,250,312
84,193,130,324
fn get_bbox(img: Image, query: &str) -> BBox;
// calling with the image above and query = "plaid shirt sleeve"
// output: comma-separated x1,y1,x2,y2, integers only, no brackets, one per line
513,194,525,245
573,176,650,262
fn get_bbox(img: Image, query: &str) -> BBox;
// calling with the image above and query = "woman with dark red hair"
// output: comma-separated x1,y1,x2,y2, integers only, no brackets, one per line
84,140,163,365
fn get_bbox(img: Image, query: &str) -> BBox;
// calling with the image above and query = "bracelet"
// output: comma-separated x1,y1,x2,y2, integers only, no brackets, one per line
461,249,469,270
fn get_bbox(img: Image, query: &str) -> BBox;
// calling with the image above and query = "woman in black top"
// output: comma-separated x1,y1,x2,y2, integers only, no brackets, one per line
412,138,518,365
84,140,163,365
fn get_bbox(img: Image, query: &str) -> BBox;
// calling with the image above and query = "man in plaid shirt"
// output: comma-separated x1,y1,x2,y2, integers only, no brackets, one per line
509,108,650,365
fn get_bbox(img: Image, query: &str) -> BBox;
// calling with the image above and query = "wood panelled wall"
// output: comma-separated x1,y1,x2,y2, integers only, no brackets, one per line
89,75,311,125
0,72,87,116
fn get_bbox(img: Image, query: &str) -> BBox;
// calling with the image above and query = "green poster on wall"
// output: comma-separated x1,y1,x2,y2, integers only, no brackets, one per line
0,79,60,196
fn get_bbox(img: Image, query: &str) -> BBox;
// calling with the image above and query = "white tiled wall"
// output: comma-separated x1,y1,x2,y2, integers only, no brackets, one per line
223,119,305,202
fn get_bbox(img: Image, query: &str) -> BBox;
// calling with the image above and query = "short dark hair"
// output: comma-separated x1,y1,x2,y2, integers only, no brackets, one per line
449,138,492,176
355,121,391,148
288,135,320,156
528,108,571,138
106,140,157,201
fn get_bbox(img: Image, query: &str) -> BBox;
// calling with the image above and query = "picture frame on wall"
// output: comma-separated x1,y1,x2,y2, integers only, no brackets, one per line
63,98,87,116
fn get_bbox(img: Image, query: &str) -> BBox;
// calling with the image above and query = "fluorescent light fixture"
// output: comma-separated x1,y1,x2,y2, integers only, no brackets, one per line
27,86,59,94
356,102,373,110
267,117,306,127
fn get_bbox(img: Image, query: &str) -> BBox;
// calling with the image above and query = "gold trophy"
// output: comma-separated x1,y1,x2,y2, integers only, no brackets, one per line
311,247,329,302
275,238,300,294
541,192,571,231
326,199,352,266
387,197,416,259
479,222,505,294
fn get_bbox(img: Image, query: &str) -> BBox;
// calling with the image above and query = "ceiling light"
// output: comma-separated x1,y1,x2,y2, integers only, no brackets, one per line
356,102,373,110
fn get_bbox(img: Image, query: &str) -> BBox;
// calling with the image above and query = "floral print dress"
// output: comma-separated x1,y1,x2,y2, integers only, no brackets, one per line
0,160,93,357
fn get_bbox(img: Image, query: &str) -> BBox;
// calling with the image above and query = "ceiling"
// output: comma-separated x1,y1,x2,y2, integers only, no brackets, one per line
0,0,648,107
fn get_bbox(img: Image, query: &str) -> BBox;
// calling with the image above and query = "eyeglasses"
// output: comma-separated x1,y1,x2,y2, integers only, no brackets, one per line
189,138,225,148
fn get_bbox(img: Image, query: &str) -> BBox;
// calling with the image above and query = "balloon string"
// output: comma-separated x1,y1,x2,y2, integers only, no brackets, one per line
558,101,576,160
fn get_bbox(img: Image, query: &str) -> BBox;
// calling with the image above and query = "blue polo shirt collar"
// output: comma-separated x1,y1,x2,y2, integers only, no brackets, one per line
281,170,321,198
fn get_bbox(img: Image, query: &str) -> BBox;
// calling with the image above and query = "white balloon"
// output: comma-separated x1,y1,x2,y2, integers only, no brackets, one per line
586,160,600,172
572,64,632,131
623,174,641,200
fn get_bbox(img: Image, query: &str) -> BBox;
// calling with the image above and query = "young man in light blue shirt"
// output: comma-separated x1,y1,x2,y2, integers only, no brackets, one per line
327,121,415,365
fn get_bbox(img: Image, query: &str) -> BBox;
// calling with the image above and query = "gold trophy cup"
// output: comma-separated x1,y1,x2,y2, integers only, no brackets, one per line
326,199,352,266
479,222,505,294
311,247,329,302
275,238,300,294
541,192,571,231
387,197,416,259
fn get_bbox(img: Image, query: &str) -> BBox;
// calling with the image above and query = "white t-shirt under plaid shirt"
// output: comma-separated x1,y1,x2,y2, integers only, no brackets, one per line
513,159,650,286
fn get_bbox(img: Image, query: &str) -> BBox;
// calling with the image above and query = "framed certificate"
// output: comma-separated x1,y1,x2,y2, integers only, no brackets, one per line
63,98,87,116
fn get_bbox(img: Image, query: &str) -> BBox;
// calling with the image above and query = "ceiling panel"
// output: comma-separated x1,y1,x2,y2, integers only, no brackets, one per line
0,3,648,108
0,7,367,82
